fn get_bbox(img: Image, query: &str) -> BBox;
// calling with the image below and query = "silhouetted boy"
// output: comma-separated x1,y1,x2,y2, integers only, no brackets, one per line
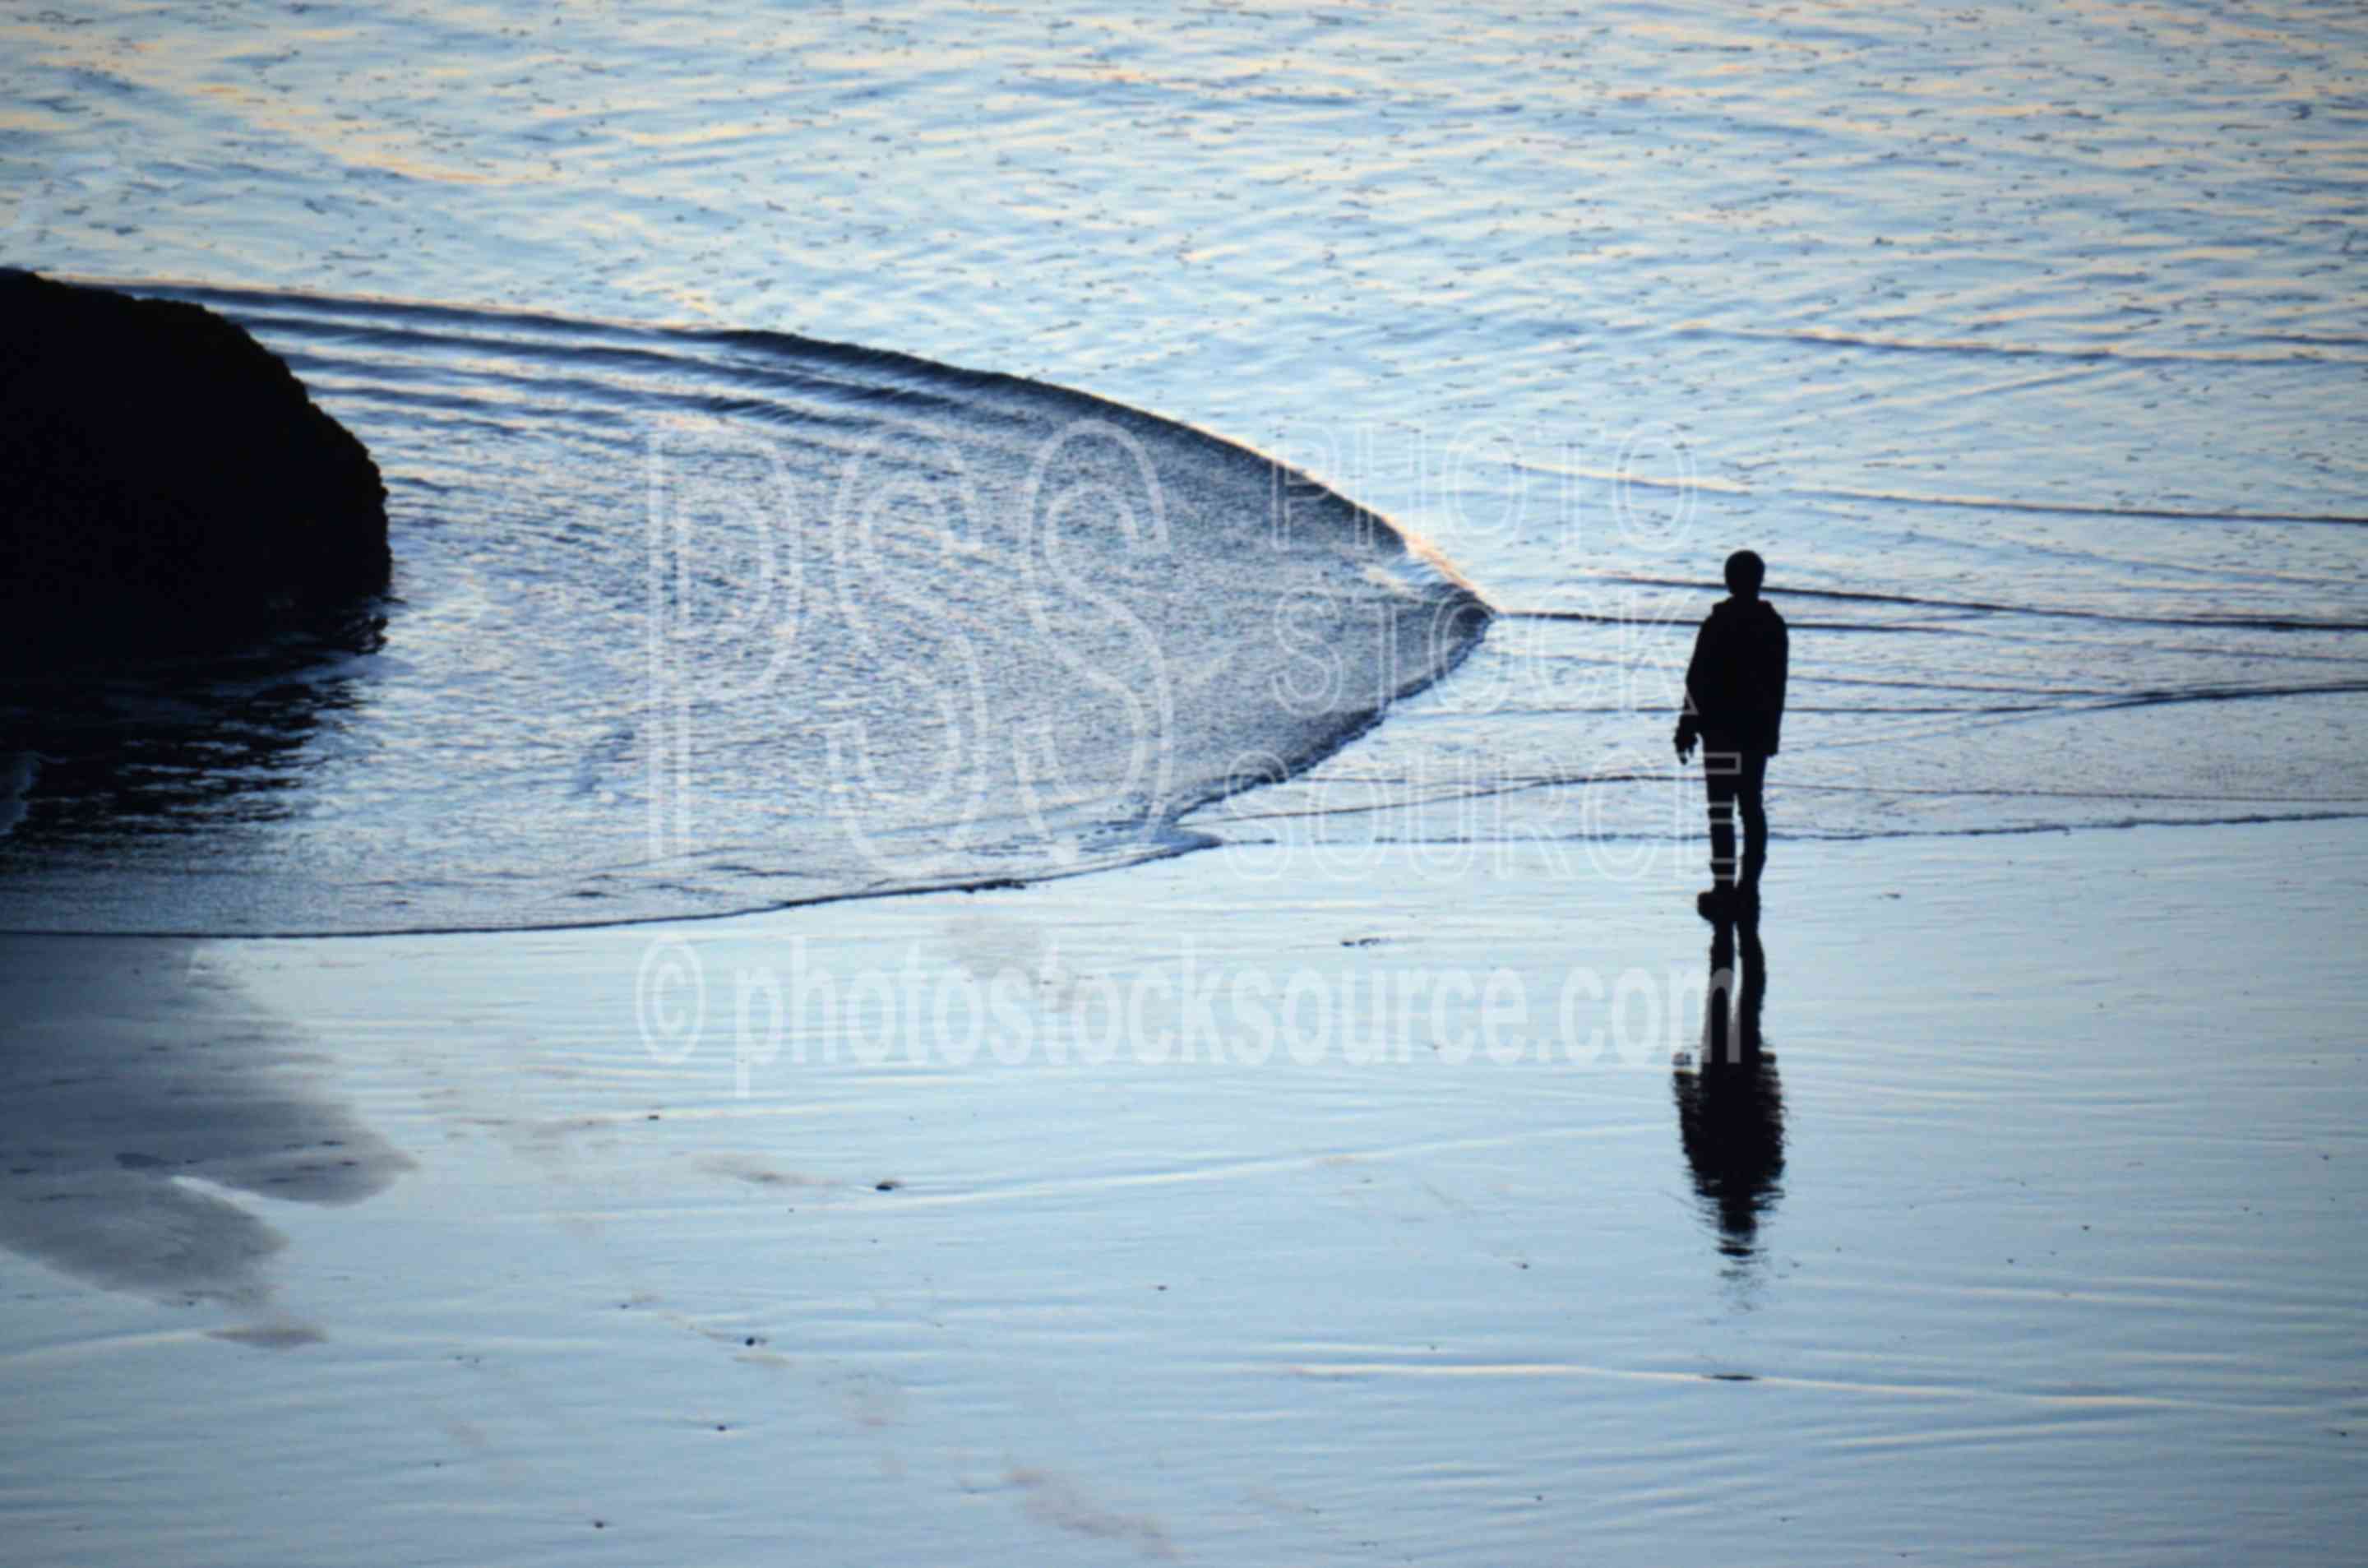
1673,550,1788,911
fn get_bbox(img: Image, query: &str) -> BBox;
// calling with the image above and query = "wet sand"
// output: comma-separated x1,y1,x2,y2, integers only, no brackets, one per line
2,818,2361,1565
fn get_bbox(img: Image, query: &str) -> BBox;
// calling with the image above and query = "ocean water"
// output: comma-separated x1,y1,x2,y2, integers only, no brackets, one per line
2,6,2367,1567
3,0,2366,930
0,284,1485,931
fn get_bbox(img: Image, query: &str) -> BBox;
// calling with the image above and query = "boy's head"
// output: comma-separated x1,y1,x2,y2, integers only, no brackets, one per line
1723,549,1765,599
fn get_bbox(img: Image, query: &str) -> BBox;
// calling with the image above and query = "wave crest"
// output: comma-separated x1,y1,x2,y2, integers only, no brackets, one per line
0,284,1487,934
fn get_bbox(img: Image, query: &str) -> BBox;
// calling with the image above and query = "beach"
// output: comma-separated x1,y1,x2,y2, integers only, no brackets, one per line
4,0,2366,1559
5,819,2361,1565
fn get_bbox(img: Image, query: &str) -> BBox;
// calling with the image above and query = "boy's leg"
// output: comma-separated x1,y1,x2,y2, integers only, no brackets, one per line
1704,748,1740,890
1737,751,1769,890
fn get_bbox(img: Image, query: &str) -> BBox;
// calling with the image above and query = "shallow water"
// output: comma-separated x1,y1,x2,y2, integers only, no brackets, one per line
0,284,1482,932
4,0,2366,930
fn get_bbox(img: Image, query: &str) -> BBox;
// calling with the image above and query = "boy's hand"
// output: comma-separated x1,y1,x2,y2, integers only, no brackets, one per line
1674,728,1695,762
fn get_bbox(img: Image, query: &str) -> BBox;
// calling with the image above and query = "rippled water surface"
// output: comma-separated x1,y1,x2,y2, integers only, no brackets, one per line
0,284,1483,932
4,0,2366,929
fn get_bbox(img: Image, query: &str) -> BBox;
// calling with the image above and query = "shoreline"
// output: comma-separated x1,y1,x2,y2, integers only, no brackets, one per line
7,800,2364,941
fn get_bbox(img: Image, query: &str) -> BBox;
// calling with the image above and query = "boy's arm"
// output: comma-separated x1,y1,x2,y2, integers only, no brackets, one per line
1674,620,1708,758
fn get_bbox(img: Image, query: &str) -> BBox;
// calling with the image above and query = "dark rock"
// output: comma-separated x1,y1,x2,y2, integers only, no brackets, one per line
0,270,389,670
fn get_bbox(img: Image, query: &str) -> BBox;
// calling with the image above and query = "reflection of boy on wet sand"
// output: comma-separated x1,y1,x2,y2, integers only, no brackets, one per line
1673,550,1788,914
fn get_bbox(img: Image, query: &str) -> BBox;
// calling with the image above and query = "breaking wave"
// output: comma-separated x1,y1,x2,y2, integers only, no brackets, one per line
0,284,1487,935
